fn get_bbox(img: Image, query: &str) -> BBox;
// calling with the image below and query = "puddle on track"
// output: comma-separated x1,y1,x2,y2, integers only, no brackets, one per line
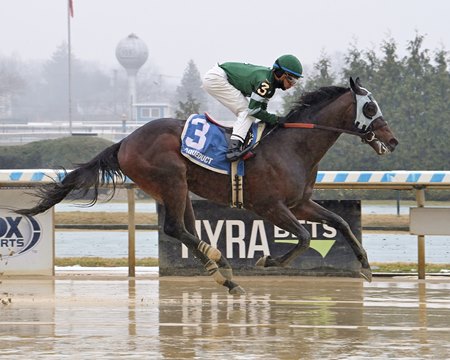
1,276,449,359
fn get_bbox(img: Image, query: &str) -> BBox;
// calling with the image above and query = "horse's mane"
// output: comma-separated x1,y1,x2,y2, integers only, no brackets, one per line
287,86,349,120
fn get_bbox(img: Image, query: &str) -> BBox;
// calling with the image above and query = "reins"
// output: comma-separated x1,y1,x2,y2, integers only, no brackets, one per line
282,122,365,138
239,117,388,159
283,119,390,144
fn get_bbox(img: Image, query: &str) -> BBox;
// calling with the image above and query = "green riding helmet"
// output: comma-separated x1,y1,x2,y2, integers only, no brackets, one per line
273,54,303,78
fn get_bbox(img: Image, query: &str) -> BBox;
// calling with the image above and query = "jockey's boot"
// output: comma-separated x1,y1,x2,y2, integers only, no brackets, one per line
226,139,243,162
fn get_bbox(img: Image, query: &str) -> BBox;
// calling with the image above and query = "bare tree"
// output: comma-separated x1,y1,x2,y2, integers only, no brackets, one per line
0,55,25,96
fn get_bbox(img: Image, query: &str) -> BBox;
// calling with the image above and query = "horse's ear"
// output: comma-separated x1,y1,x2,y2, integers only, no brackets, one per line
350,77,364,95
350,77,357,91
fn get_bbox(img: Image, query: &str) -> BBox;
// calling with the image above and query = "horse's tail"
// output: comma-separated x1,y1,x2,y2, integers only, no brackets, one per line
16,141,124,216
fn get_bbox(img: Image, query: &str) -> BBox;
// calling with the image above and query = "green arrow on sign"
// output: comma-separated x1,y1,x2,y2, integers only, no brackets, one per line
273,239,336,258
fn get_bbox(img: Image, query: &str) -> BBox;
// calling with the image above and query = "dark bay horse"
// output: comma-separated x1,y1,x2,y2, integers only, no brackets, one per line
17,77,398,294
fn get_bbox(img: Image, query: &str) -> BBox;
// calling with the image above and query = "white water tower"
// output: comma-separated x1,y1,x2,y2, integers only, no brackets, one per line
115,33,148,122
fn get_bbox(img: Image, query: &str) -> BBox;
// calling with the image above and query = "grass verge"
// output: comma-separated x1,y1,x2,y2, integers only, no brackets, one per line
56,257,158,267
371,262,449,273
55,212,409,228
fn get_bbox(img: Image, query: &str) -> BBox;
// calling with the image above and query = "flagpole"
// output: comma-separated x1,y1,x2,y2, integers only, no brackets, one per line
67,0,73,135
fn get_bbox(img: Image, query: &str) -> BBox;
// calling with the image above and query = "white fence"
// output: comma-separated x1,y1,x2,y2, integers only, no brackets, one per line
1,169,449,189
0,122,144,145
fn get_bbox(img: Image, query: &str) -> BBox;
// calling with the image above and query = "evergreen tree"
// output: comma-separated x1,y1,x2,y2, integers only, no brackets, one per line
392,33,432,168
341,42,374,83
308,53,338,89
364,37,404,170
175,93,200,119
281,53,336,114
174,59,206,115
427,48,450,167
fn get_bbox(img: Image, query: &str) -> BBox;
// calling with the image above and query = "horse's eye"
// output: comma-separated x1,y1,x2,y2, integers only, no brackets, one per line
363,102,377,118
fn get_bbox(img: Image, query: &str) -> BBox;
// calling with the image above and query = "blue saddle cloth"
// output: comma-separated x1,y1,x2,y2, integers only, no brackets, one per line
180,114,259,176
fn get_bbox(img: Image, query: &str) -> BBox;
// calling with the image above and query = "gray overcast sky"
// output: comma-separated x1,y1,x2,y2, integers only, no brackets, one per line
1,0,449,79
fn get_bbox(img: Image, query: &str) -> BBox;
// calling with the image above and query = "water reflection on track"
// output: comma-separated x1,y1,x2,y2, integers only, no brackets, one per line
1,276,449,359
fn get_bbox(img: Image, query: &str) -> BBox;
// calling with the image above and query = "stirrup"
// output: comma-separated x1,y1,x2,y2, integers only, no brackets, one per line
227,146,256,162
227,139,243,161
226,148,242,161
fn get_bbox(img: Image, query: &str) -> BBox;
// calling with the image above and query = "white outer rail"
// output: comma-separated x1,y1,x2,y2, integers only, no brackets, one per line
1,170,449,278
1,170,449,189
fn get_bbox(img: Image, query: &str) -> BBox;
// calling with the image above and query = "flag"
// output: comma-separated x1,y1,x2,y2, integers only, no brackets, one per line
69,0,74,17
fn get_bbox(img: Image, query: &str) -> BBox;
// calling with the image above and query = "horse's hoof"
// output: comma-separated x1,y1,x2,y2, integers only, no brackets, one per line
255,255,269,267
256,255,281,267
360,267,372,283
218,267,233,281
224,280,246,295
229,285,246,295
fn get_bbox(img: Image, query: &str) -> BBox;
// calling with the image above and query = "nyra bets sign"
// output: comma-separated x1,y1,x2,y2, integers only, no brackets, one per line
0,189,53,275
159,200,362,277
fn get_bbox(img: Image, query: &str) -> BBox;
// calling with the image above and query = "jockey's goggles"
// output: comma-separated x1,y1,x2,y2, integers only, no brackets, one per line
285,73,299,85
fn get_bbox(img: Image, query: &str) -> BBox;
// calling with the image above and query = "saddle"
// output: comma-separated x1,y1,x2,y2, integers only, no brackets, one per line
181,113,265,175
180,113,266,208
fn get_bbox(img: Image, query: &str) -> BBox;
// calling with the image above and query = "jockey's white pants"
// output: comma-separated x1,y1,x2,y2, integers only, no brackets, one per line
203,64,255,142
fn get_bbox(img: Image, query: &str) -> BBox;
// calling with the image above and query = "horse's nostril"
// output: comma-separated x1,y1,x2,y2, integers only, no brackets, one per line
388,138,399,151
390,138,399,147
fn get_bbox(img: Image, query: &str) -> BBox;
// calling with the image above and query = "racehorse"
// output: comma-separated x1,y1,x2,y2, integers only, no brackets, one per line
17,78,398,295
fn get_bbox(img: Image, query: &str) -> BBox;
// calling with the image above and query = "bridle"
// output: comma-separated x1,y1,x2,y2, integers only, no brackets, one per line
282,117,389,142
241,86,390,157
282,88,389,143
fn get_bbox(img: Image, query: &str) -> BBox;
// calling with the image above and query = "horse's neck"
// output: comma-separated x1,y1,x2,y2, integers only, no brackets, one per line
288,92,353,167
292,127,341,167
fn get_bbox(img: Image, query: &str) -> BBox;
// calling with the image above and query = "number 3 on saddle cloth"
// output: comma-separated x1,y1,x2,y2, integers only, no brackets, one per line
181,113,264,176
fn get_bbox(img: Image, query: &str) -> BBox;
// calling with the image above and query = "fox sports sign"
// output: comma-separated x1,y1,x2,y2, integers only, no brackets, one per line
0,211,42,258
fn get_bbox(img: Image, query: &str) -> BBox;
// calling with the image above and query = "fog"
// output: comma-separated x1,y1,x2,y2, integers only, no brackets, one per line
1,0,449,78
0,0,449,129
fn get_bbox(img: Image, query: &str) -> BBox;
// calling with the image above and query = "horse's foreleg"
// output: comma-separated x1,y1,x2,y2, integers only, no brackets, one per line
291,200,372,282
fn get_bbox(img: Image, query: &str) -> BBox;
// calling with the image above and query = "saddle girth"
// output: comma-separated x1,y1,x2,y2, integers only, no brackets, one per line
231,162,244,209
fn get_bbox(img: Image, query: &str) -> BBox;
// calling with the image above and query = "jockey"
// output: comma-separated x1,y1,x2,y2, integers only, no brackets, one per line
203,54,303,161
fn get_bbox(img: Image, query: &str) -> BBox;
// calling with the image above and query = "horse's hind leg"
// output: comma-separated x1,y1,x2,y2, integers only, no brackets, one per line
162,189,221,262
291,200,372,282
159,177,244,294
124,151,244,293
183,195,244,294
